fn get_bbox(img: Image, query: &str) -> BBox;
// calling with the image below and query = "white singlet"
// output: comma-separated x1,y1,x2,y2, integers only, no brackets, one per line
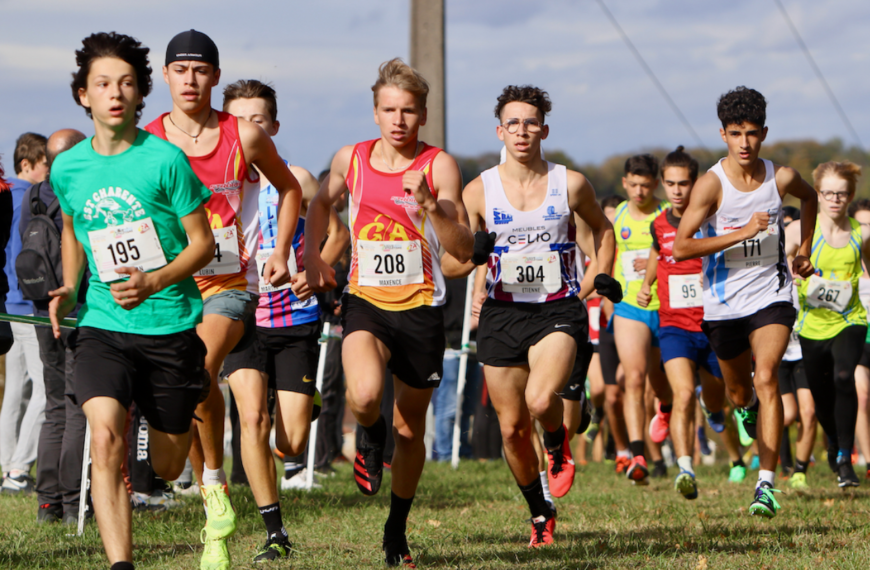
782,284,802,362
482,162,580,303
701,158,792,321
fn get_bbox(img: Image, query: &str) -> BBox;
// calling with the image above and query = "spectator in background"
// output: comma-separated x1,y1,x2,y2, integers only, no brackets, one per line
0,133,49,496
432,275,480,461
18,128,88,524
0,159,12,355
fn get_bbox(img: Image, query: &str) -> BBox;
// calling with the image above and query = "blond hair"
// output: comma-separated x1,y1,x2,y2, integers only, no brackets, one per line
371,58,429,109
812,160,862,195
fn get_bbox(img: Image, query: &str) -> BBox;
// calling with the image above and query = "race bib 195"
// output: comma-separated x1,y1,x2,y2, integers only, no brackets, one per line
668,273,702,309
196,226,241,277
620,249,649,282
723,225,779,269
89,217,167,283
357,240,424,287
257,247,298,293
501,252,562,294
805,274,852,313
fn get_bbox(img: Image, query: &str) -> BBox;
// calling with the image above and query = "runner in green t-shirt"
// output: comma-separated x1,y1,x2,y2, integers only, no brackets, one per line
48,32,214,570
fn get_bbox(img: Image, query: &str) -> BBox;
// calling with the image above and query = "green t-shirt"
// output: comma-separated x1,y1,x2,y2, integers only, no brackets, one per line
51,129,212,335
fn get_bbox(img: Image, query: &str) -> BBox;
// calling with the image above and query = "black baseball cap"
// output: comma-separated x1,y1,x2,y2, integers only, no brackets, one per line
165,29,219,69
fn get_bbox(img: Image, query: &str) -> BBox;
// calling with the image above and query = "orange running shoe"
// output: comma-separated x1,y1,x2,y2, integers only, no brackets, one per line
626,456,650,485
528,514,556,548
545,425,575,498
648,403,672,444
615,455,631,474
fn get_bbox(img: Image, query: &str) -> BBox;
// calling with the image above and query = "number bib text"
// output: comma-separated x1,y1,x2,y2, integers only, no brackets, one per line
257,247,298,293
196,227,241,277
501,252,562,294
723,225,779,269
668,273,702,309
89,217,167,283
806,274,852,312
357,240,424,287
620,249,649,282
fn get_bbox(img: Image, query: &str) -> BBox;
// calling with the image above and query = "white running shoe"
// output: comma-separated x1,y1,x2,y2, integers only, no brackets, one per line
280,468,322,490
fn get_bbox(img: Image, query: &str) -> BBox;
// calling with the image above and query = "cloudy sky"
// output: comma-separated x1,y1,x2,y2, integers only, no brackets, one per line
1,0,867,178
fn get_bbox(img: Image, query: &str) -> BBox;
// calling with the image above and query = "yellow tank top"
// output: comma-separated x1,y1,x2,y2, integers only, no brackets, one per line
796,218,867,340
613,200,669,310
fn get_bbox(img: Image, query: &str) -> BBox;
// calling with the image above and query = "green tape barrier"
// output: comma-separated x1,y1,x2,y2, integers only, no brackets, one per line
0,313,77,329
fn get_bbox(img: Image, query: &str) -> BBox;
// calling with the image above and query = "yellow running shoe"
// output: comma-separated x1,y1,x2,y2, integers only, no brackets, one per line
789,472,809,490
201,484,237,541
200,535,231,570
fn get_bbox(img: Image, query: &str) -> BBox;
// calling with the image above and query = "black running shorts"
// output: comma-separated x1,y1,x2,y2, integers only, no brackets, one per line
701,302,796,361
341,294,445,389
559,341,594,401
223,322,320,396
74,327,207,435
859,343,870,369
778,359,809,395
477,296,589,368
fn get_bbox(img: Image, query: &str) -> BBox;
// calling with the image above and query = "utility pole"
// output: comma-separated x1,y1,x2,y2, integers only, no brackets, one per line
409,0,445,150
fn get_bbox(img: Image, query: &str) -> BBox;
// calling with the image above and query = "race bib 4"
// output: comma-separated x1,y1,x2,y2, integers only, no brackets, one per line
196,227,241,277
257,247,298,293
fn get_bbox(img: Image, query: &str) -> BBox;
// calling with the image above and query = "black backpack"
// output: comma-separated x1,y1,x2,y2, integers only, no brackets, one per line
16,194,63,301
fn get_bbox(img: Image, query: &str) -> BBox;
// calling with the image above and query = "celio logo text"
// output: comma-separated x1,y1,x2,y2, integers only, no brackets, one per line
507,232,551,245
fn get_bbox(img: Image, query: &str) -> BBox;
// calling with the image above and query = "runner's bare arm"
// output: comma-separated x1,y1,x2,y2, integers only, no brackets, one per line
109,204,214,312
567,170,615,277
49,212,87,337
636,245,659,309
290,165,321,216
441,176,485,279
240,119,303,287
673,172,755,261
470,264,488,320
405,151,473,262
776,165,817,278
783,219,801,266
304,145,354,292
574,213,597,300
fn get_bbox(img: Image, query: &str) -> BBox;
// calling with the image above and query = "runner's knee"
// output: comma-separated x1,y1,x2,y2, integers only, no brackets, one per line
89,426,125,466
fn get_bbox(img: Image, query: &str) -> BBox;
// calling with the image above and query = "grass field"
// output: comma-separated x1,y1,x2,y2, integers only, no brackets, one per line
2,457,870,569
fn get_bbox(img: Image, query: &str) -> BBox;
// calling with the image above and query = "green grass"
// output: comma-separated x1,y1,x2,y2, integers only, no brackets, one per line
2,458,870,569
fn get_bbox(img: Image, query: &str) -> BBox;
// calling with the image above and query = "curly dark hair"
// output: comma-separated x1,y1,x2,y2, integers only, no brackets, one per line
849,198,870,217
661,145,699,182
600,194,625,210
624,154,659,179
494,85,552,121
70,32,152,123
717,86,766,129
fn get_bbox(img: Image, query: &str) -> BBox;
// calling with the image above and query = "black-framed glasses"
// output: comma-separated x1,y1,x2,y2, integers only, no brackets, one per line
500,118,543,134
820,190,850,202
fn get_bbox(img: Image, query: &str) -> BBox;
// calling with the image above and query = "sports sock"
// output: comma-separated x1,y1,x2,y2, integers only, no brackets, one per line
518,478,553,519
542,425,566,450
677,456,694,475
744,389,758,410
202,466,224,488
361,415,387,445
616,449,630,459
794,459,809,474
384,492,414,537
539,471,553,505
111,563,134,570
258,502,288,539
653,459,666,471
629,441,645,459
593,407,604,422
757,469,775,488
731,457,745,468
659,403,672,414
837,449,852,464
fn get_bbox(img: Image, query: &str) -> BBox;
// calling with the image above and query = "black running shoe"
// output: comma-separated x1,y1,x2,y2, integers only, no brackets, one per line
37,503,62,524
253,533,293,562
354,426,385,496
577,392,593,436
827,446,839,473
651,460,668,478
383,533,416,568
837,459,860,488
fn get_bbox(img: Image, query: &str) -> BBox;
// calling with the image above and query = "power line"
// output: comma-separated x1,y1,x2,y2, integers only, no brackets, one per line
593,0,706,150
773,0,863,147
